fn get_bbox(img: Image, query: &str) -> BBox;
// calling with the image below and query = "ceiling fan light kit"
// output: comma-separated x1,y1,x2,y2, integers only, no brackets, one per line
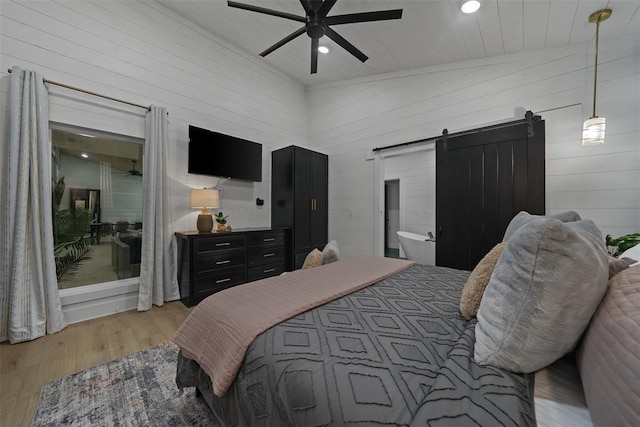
461,1,481,14
582,8,611,147
227,0,402,74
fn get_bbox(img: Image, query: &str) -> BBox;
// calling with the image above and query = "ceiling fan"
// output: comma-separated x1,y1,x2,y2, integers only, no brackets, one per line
227,0,403,74
128,160,142,177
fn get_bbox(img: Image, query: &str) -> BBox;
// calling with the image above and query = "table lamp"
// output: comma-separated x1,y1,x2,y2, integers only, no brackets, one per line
190,189,219,233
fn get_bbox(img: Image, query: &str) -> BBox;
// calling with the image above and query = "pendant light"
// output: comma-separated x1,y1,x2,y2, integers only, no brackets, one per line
582,8,611,147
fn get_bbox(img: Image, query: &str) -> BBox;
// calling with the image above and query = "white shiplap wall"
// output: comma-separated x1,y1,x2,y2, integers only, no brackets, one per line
0,0,308,235
0,0,638,266
0,0,308,322
308,34,640,258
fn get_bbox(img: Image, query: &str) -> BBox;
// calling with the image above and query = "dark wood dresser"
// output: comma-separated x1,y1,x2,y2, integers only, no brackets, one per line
175,228,289,307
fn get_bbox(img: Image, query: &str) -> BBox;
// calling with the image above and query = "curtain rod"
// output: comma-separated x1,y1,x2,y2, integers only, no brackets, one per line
372,111,541,153
7,68,150,111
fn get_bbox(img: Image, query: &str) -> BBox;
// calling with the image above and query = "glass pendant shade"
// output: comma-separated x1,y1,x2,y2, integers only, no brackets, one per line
582,117,606,146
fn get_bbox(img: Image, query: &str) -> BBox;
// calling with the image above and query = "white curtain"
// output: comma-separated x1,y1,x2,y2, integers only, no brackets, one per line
138,106,179,310
0,66,66,343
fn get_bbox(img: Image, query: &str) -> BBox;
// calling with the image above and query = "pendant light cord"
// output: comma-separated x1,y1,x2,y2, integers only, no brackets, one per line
592,14,601,118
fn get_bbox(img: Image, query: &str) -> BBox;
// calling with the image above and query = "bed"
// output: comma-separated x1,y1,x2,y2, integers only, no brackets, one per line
172,212,640,427
172,258,534,426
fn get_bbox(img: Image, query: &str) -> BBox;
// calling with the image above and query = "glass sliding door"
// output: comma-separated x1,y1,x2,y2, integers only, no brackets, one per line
51,127,144,289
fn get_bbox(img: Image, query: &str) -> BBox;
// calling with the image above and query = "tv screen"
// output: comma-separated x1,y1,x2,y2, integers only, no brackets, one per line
188,125,262,182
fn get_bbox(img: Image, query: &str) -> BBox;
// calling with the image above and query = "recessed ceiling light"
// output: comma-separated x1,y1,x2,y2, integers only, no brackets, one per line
461,0,481,14
318,46,329,54
81,153,89,158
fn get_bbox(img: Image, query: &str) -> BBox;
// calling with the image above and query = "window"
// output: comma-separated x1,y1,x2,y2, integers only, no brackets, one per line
51,127,144,289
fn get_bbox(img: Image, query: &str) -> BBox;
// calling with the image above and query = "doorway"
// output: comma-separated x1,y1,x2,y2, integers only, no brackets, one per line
384,179,400,258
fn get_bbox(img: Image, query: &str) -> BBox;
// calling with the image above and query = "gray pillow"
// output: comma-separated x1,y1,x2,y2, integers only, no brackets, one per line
474,217,608,373
502,210,581,241
322,240,340,264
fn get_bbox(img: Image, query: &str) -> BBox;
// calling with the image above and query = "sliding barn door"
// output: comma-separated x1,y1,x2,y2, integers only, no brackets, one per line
436,118,545,270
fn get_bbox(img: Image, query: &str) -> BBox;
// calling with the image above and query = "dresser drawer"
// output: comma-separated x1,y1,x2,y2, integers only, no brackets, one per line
193,268,247,297
249,246,285,266
248,231,285,247
194,235,246,255
248,262,286,282
194,250,246,276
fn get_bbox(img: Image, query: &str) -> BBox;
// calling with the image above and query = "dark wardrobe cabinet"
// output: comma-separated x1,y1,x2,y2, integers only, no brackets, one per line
272,146,328,270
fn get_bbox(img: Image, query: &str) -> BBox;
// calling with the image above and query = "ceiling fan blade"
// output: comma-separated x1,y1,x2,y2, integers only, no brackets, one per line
228,1,306,23
259,27,306,57
325,27,368,62
299,0,312,14
326,9,403,25
310,0,323,12
317,0,337,18
311,38,319,74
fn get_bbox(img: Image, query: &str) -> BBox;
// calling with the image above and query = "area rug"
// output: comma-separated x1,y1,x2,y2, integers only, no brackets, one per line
32,343,217,426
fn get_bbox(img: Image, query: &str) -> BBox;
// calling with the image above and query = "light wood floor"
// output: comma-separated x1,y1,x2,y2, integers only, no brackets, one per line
0,301,191,427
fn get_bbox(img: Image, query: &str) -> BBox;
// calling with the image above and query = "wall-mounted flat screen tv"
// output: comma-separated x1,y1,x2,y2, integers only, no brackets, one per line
188,125,262,182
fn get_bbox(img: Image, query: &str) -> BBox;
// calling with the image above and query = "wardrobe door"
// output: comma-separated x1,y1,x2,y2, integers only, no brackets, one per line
271,147,293,229
293,148,312,260
309,152,328,249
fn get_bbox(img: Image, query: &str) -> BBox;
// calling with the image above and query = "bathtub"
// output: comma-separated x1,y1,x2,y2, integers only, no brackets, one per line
397,231,436,265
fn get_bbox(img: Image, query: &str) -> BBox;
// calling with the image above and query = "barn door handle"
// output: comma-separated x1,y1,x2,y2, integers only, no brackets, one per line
438,227,443,235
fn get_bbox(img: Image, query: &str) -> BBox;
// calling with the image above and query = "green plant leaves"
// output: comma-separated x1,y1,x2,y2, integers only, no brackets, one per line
214,211,228,224
52,176,109,281
606,232,640,257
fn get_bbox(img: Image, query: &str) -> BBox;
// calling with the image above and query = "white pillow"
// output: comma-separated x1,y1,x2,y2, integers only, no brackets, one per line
619,245,640,267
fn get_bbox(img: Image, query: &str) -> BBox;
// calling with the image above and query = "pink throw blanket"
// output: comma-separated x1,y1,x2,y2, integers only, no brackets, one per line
171,256,414,397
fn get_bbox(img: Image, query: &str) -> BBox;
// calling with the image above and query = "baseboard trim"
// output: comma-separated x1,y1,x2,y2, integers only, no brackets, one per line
59,279,140,324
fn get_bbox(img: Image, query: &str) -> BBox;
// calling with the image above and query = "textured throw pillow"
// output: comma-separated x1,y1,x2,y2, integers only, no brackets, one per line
502,210,581,242
475,217,609,373
302,248,324,269
322,240,340,264
608,256,637,279
460,243,505,320
577,266,640,427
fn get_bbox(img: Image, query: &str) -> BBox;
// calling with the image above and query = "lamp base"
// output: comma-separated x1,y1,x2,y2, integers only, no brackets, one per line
196,213,214,233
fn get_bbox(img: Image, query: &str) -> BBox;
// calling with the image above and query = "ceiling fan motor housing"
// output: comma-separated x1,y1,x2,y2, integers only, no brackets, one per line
306,18,326,38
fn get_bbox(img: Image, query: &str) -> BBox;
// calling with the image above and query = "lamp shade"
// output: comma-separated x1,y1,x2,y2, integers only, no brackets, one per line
582,117,606,146
190,189,219,209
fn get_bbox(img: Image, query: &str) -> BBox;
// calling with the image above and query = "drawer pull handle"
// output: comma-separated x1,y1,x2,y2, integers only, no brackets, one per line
264,253,275,257
216,278,231,284
264,238,275,242
216,260,230,265
264,268,275,273
216,242,231,247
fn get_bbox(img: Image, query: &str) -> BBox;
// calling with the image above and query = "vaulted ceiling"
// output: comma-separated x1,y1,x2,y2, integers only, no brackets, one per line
159,0,640,86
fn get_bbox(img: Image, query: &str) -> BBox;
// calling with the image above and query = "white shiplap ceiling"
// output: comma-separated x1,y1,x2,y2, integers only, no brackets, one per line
158,0,640,86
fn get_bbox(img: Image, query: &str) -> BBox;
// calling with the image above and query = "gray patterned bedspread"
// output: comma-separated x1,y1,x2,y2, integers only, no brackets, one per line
176,264,535,426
